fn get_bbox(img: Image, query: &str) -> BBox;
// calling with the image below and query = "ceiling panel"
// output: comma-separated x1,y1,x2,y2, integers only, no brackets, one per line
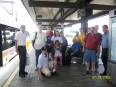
91,0,116,5
34,0,65,2
35,7,59,19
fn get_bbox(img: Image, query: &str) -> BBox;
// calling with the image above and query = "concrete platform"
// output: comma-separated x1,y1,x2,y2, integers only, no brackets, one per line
9,49,114,87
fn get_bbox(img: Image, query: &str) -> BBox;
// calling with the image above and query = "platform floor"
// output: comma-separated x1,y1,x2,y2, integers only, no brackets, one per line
9,49,114,87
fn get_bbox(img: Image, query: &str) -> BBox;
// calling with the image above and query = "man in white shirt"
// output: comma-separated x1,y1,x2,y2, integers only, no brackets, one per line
15,25,28,78
32,28,47,70
37,47,51,80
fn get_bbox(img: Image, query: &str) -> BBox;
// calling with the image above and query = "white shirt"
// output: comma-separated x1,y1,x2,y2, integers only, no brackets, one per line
51,36,63,44
15,31,26,46
37,53,49,69
33,32,47,49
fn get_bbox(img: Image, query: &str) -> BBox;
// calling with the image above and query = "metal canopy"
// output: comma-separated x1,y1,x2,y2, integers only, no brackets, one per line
36,19,78,23
29,0,116,10
21,0,116,28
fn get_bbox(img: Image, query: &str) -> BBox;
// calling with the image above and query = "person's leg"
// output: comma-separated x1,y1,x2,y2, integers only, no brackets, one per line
102,48,108,75
83,49,91,74
18,46,26,77
35,49,41,69
62,46,66,65
85,62,90,72
22,47,27,74
91,62,95,74
91,50,97,75
60,56,63,66
18,46,23,75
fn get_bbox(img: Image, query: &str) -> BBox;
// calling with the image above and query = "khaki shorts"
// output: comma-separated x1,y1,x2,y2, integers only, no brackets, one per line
42,68,51,76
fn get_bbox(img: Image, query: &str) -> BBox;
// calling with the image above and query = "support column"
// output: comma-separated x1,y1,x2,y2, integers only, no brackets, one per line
0,25,3,66
81,7,93,33
81,18,88,33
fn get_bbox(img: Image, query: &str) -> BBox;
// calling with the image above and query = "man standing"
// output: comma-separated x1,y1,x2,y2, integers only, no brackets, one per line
60,31,68,65
101,25,109,75
32,28,47,71
84,27,100,75
15,25,28,78
94,25,102,42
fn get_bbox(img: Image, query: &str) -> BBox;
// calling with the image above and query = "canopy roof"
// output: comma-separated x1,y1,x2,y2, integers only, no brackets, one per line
21,0,116,28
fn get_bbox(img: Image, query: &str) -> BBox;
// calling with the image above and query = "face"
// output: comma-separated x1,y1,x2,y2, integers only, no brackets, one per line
55,31,60,36
42,50,47,54
89,27,94,33
20,25,25,32
102,26,108,33
94,25,99,33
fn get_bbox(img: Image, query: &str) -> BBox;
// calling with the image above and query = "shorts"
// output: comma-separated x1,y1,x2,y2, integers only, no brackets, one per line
54,50,62,58
42,67,51,76
83,48,97,63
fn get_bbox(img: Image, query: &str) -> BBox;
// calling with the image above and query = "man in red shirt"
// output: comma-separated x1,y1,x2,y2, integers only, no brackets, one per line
84,27,100,75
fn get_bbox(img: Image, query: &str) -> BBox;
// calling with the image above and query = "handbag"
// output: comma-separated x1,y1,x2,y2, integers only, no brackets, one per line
97,58,105,74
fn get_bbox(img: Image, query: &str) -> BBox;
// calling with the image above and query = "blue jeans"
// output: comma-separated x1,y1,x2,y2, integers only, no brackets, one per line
35,49,41,68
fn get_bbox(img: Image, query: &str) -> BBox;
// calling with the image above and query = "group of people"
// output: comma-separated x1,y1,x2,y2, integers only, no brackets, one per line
31,28,68,80
15,24,109,79
72,25,109,75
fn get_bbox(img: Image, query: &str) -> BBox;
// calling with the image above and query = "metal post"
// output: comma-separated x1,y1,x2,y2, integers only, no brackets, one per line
0,25,3,66
81,18,88,33
81,7,93,33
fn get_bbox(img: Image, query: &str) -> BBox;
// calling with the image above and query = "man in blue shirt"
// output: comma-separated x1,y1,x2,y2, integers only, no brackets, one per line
60,32,68,65
101,25,109,75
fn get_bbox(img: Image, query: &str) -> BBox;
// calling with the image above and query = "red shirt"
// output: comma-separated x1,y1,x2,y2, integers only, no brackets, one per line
84,34,100,50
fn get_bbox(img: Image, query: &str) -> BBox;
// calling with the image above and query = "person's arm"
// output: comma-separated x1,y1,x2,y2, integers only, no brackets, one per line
32,32,37,49
37,55,43,80
15,40,19,54
96,38,101,58
15,32,19,54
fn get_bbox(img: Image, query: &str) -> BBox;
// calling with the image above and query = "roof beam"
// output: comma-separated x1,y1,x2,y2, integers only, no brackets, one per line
42,25,61,27
53,0,69,19
49,0,70,25
28,0,83,8
29,0,116,10
89,4,116,10
52,0,86,25
36,19,78,23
